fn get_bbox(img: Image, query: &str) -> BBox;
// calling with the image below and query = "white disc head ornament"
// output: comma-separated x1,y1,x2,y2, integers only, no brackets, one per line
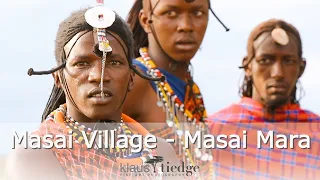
85,6,116,28
271,28,289,46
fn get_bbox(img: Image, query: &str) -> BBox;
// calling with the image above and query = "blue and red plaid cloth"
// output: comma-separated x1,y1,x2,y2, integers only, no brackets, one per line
33,110,155,180
206,97,320,180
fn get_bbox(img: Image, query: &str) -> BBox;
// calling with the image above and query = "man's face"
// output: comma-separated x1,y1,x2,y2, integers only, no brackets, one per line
247,32,305,107
58,31,132,121
144,0,209,62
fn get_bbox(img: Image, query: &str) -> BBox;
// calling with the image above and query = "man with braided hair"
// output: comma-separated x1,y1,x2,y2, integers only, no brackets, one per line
123,0,229,179
4,3,178,180
206,19,320,179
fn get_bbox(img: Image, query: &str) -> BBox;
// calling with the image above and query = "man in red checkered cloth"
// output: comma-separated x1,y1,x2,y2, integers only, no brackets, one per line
4,5,179,180
206,19,320,180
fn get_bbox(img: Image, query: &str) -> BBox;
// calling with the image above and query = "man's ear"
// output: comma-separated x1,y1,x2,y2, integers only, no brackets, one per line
128,69,135,92
139,9,152,33
52,71,61,88
242,56,252,77
298,58,306,78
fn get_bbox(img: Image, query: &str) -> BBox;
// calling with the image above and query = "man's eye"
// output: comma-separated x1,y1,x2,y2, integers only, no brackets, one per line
194,11,204,16
284,59,296,64
166,11,177,17
258,58,271,64
109,60,121,67
74,62,89,67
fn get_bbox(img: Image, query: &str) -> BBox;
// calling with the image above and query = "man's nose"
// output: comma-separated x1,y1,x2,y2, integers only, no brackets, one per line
88,61,111,83
177,14,194,33
270,60,284,80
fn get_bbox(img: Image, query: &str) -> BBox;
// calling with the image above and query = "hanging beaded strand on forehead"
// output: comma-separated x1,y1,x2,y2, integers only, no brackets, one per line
85,0,115,98
83,1,164,167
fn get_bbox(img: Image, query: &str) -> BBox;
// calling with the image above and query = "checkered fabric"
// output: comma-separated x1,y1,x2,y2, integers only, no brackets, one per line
32,115,156,180
206,97,320,180
149,125,213,179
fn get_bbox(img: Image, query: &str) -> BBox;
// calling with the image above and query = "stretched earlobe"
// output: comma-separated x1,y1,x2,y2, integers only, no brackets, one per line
52,71,62,88
139,9,151,33
127,70,135,92
298,58,306,77
242,57,248,66
241,56,252,77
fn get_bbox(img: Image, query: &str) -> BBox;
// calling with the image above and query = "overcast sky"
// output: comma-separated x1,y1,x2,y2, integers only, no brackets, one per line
0,0,319,154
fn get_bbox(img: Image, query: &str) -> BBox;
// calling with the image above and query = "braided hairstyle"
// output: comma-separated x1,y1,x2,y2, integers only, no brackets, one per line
239,18,303,104
27,7,164,122
126,0,229,58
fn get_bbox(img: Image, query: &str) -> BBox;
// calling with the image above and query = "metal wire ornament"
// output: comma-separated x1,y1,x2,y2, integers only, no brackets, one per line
182,0,230,31
296,80,306,103
85,0,115,98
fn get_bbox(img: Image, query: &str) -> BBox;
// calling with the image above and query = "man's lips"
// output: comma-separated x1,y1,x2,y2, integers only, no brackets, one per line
175,38,196,45
175,40,197,51
267,83,288,93
87,87,113,105
88,87,113,98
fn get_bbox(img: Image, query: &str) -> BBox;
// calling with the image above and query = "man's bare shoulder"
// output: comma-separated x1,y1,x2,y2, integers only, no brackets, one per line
123,65,152,118
4,144,66,180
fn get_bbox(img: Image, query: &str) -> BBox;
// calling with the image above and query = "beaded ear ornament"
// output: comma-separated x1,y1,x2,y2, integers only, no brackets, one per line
271,27,289,46
84,0,115,98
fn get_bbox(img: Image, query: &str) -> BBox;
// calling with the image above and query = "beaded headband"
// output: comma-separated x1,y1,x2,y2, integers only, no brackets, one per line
27,0,166,83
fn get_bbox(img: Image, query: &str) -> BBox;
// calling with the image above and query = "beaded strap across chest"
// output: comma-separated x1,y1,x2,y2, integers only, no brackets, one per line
136,47,214,179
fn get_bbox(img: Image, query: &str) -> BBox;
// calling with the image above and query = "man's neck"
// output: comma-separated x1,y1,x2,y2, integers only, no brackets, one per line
147,43,190,81
251,93,291,111
66,102,122,129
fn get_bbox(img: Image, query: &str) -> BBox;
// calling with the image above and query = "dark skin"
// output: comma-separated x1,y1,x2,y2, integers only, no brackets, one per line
141,0,209,80
243,32,306,107
55,31,134,124
4,31,133,179
5,31,179,179
123,0,209,128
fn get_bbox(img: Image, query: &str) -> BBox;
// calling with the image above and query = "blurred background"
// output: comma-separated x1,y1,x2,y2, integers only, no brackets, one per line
0,0,319,178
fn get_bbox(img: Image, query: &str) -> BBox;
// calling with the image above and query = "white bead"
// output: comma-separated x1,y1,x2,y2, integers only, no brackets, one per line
166,119,174,127
196,151,201,158
176,130,183,136
201,153,209,161
157,101,163,107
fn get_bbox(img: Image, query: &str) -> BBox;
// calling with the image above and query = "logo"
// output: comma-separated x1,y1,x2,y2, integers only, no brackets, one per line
119,161,200,178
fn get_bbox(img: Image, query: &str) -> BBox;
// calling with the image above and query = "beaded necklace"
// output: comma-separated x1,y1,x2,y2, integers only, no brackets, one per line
136,47,214,176
54,104,161,166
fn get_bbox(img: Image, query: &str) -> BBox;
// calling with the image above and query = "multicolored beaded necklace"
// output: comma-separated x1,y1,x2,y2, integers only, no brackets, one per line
136,47,214,170
53,104,161,166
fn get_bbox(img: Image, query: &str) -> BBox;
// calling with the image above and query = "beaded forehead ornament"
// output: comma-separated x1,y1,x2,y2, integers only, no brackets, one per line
85,0,115,98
